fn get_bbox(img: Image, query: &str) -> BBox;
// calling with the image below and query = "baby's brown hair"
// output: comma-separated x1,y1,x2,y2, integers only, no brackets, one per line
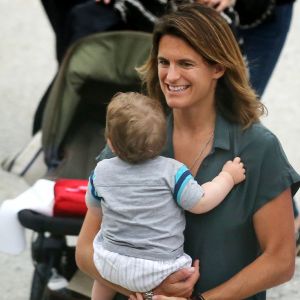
105,92,167,163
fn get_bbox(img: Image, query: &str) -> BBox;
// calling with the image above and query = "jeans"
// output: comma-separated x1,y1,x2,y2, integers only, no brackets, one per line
238,3,294,97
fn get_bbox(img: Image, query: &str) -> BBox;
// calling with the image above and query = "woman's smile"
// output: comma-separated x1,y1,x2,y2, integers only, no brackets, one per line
166,84,190,93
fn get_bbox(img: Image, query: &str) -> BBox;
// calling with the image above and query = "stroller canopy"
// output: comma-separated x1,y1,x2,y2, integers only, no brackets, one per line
42,31,152,178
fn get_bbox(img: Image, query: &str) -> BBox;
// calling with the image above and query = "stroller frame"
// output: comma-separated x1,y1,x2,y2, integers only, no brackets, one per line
18,209,85,300
18,30,152,300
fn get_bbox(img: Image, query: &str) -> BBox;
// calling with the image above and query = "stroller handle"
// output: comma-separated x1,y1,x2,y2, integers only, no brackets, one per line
18,209,84,236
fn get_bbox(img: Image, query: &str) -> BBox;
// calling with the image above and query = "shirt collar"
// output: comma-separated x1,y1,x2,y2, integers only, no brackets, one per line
213,114,231,151
163,113,231,158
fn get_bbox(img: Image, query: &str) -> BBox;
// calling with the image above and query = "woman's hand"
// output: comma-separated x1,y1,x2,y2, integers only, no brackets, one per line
196,0,236,12
95,0,111,4
129,260,199,300
129,293,186,300
154,260,200,298
153,297,186,300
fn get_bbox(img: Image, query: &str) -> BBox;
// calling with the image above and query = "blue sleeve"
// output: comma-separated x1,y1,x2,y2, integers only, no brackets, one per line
174,165,204,210
85,170,103,208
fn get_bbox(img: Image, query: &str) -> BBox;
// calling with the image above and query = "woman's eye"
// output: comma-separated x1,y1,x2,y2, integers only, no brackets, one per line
158,59,169,66
180,61,193,68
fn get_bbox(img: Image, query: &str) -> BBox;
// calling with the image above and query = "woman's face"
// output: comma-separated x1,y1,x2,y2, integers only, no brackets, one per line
157,35,224,110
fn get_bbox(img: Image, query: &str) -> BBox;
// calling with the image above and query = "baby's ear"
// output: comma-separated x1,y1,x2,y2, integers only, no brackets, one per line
107,138,115,153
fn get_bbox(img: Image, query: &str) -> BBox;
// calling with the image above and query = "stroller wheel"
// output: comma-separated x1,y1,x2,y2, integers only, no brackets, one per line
30,263,51,300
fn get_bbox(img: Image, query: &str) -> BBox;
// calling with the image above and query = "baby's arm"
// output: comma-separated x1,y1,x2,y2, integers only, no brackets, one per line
92,276,116,300
189,157,245,214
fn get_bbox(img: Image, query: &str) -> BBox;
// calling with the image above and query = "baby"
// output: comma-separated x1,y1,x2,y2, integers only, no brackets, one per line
85,92,245,299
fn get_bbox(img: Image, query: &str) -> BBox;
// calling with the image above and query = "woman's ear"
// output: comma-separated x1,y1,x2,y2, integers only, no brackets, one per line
213,64,225,79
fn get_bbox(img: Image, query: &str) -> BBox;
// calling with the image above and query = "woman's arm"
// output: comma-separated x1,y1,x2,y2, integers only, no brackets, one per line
95,0,111,4
75,207,131,296
201,188,295,299
154,188,295,300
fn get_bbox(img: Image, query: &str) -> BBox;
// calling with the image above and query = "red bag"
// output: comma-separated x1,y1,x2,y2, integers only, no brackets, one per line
53,179,88,217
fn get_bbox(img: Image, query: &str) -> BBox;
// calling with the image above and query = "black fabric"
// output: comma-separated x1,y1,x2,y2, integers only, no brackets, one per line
43,288,90,300
33,78,54,134
40,0,123,63
115,0,168,32
65,1,125,49
277,0,295,4
41,0,89,63
34,1,126,134
235,0,276,28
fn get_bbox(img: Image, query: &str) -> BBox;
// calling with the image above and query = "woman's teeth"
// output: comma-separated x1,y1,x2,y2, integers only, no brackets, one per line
168,85,188,92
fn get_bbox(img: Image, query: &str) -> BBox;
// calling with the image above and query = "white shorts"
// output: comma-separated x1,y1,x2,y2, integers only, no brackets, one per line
93,243,192,292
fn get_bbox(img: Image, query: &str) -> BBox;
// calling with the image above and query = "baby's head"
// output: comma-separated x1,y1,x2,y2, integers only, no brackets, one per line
105,92,167,163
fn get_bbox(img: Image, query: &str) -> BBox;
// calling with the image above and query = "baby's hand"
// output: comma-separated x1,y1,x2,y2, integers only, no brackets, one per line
222,157,246,184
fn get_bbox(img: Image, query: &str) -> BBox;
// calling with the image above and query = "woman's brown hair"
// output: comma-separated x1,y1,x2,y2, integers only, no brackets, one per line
138,3,266,127
105,92,167,163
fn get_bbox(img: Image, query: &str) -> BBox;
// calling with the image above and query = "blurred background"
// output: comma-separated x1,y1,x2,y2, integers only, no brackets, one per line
0,0,299,299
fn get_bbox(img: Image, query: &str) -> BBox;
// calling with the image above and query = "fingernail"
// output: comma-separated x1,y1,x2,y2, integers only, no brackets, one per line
187,267,195,273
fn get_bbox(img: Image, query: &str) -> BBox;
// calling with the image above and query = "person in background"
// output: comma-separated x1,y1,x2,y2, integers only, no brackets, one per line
235,0,296,97
95,0,238,32
196,0,295,96
76,3,300,300
86,92,245,300
33,0,124,134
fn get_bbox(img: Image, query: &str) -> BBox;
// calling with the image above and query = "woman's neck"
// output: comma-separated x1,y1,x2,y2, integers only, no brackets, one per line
173,105,216,136
172,106,216,175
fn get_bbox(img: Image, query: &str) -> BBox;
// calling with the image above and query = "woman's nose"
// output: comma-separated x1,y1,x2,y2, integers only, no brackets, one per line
166,64,180,81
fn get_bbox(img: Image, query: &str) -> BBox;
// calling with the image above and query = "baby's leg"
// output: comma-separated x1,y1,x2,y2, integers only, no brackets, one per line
92,280,116,300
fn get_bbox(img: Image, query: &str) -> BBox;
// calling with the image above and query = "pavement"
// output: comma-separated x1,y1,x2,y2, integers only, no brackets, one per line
0,1,299,299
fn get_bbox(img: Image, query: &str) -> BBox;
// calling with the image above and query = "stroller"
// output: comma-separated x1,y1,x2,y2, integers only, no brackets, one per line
18,30,152,300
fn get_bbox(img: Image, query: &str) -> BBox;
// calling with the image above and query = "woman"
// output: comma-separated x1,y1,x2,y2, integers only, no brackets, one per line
76,3,300,299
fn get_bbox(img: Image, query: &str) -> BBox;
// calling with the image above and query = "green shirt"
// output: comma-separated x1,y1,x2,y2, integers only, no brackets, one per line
162,114,300,299
101,113,300,299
